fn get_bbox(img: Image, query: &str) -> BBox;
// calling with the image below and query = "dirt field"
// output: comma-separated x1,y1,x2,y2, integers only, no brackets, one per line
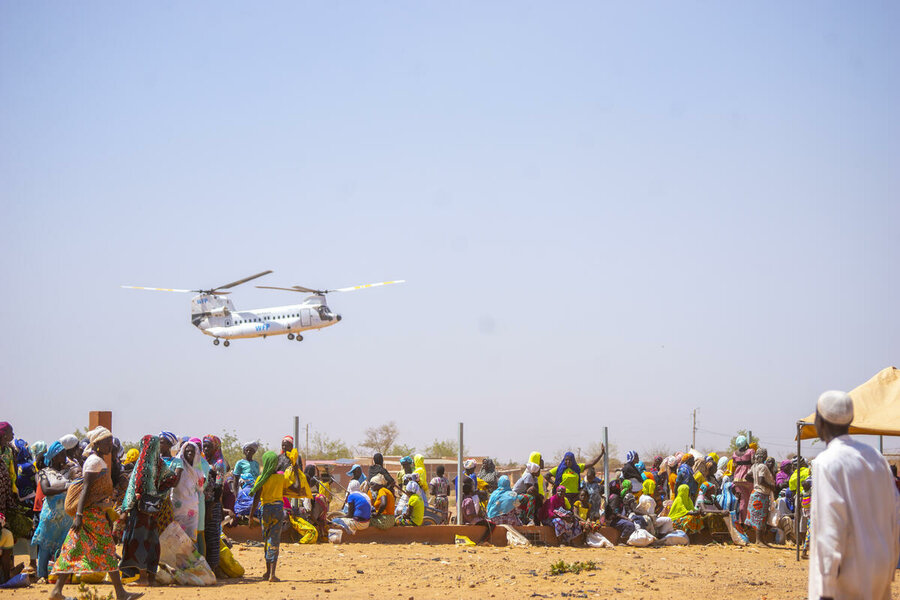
10,541,900,600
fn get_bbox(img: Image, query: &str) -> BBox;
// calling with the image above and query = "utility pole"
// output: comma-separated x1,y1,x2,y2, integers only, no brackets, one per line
692,409,697,449
306,424,310,459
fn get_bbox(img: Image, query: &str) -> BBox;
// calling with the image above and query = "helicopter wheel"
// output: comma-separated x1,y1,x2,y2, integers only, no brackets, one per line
213,339,219,346
223,340,230,347
296,335,303,342
287,333,295,340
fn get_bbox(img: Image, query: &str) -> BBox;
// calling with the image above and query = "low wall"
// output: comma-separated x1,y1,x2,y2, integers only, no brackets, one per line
225,523,620,547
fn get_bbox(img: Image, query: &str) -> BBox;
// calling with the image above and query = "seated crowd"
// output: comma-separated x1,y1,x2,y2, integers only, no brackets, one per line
1,421,855,595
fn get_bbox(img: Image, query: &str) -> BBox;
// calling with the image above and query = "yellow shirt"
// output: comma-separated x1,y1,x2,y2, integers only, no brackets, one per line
282,467,312,499
573,500,589,520
407,494,424,526
258,473,288,505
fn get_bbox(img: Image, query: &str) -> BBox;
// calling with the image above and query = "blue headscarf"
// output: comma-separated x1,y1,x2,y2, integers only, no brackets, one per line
717,477,738,514
159,431,177,446
486,475,518,518
553,452,581,488
44,441,65,463
735,435,748,451
625,450,638,464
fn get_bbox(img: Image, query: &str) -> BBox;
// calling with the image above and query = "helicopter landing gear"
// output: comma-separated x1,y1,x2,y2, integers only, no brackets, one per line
296,335,303,342
223,340,230,347
213,339,220,346
287,333,295,340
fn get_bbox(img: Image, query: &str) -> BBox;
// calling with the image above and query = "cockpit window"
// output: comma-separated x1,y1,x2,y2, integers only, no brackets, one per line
317,306,334,321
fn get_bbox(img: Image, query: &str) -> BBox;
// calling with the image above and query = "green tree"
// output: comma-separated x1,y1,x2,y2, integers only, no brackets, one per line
220,430,270,468
727,429,760,454
423,438,465,458
358,422,400,454
308,432,352,460
387,443,416,457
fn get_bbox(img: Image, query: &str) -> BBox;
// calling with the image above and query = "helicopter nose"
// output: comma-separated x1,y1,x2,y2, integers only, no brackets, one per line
336,314,342,322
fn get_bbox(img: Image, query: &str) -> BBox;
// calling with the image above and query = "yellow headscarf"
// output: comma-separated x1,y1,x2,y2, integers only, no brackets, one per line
283,449,312,499
668,484,695,521
123,448,139,465
642,478,656,498
528,451,545,493
413,454,428,489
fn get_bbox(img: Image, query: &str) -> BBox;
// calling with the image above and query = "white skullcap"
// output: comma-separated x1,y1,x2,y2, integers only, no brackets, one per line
59,434,78,450
817,390,854,426
525,461,540,474
464,459,476,469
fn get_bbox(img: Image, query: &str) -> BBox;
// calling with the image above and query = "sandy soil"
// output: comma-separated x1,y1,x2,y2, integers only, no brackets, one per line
8,542,900,600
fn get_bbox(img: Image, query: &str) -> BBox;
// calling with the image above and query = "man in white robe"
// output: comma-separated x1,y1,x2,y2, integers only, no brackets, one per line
808,390,900,600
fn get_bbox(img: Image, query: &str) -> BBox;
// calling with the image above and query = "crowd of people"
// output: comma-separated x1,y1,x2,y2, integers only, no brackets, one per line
1,403,898,597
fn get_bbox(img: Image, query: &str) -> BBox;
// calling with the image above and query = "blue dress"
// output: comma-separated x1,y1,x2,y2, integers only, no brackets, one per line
32,490,73,553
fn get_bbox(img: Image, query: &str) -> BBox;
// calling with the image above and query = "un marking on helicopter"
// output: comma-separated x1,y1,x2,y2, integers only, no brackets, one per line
122,271,404,347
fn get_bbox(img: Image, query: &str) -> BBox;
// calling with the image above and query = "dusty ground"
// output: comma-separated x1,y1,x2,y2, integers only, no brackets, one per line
8,542,900,600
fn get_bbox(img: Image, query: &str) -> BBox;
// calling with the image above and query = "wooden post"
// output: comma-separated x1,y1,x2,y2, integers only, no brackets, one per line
89,411,113,469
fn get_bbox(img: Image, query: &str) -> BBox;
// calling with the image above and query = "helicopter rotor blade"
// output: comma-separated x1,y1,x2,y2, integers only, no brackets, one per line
328,280,406,293
214,270,273,292
255,285,320,293
121,286,194,293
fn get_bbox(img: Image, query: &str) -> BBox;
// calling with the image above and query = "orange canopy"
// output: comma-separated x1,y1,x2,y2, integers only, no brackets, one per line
798,366,900,440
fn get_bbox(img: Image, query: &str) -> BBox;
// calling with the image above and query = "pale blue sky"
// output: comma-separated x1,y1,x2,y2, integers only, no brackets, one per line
2,3,898,461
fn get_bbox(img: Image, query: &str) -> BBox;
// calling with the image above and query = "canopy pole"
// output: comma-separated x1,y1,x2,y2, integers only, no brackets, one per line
603,426,609,505
879,435,884,454
456,422,463,525
796,421,802,562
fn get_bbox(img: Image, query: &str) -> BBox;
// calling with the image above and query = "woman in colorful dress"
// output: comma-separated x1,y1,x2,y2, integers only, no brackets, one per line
744,447,775,545
31,442,72,581
486,475,522,526
48,427,142,600
154,431,178,533
170,440,206,550
201,435,227,575
119,435,177,586
249,451,302,582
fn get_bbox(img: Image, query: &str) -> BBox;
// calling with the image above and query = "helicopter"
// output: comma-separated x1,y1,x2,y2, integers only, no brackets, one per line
122,271,404,346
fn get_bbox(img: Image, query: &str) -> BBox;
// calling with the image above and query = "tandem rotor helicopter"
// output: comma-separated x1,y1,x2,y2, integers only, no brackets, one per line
122,271,404,347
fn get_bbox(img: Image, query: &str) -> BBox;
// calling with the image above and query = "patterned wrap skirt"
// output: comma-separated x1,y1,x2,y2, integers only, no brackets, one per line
119,509,161,574
744,491,770,531
52,506,119,574
261,502,284,563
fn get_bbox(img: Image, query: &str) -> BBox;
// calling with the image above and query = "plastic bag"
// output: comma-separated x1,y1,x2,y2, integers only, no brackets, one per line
159,522,216,586
454,534,476,546
662,530,689,546
289,516,318,544
328,528,343,544
626,528,657,547
218,538,245,578
585,532,614,548
654,517,674,535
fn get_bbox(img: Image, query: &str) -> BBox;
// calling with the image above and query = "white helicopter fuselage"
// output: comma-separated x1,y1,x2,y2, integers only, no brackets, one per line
191,293,340,340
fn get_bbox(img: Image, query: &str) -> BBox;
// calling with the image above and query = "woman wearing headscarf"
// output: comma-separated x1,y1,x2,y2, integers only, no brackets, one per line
231,442,260,498
119,435,178,586
486,475,522,526
715,456,729,483
717,477,749,544
334,479,372,533
675,454,698,500
668,484,703,534
31,442,72,581
459,478,485,525
304,465,330,539
395,481,424,527
774,460,792,494
731,435,755,523
0,424,21,531
621,450,642,491
49,427,143,600
412,454,429,497
170,440,206,549
250,451,302,581
367,453,395,492
549,446,605,506
478,459,499,495
744,447,775,545
527,451,546,496
200,436,227,574
538,486,571,524
367,474,395,530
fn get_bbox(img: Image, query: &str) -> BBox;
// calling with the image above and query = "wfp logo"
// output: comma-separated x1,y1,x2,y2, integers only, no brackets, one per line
255,323,270,332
